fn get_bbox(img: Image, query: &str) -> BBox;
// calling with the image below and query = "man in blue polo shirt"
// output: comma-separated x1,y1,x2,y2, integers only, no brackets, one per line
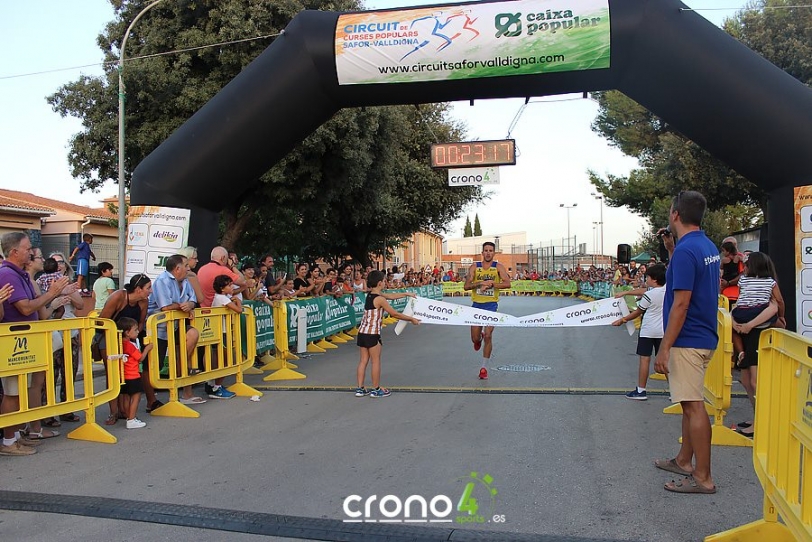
654,191,720,495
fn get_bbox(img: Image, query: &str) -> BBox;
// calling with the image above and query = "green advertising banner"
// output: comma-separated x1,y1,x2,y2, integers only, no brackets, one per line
350,292,366,325
243,300,274,352
323,296,355,336
335,0,611,85
388,290,409,312
442,282,465,295
284,298,327,345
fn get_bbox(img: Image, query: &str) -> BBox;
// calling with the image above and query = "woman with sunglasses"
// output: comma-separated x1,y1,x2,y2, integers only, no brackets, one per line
95,273,159,424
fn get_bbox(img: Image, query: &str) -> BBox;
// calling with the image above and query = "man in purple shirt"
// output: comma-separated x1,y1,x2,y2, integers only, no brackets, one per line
0,232,72,456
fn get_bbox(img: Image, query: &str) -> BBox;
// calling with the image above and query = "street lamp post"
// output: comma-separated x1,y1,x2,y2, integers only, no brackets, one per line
559,203,577,270
118,0,167,283
592,222,599,254
591,192,604,257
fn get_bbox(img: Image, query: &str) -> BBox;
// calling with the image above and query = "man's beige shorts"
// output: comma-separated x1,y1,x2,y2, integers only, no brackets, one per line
1,374,33,396
669,347,714,403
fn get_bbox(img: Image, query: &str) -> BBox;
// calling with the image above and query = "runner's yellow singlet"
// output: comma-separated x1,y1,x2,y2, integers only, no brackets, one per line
471,262,500,304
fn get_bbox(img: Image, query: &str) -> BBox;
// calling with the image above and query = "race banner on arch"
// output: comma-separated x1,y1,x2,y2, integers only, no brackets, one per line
335,0,611,85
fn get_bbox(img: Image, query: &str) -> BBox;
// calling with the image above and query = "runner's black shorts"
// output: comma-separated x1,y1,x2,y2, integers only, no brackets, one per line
357,333,382,348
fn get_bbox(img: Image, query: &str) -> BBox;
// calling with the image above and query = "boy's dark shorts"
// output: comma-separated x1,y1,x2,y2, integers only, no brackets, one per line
121,378,144,395
636,336,662,357
357,333,382,348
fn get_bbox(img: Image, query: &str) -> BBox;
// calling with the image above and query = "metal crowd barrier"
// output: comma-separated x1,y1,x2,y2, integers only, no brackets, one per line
707,329,812,541
144,307,261,418
0,317,122,444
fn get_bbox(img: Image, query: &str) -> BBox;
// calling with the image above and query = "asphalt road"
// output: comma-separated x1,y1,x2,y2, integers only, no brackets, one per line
0,296,763,541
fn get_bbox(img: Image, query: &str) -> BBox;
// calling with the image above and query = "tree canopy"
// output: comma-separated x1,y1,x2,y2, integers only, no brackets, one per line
48,0,481,265
589,0,809,250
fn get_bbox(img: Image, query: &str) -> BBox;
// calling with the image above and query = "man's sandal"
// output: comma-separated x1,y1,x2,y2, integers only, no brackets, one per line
104,414,117,426
664,475,717,494
27,429,60,439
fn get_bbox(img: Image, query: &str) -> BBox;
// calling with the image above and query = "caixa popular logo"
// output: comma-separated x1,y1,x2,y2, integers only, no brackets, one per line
342,471,504,524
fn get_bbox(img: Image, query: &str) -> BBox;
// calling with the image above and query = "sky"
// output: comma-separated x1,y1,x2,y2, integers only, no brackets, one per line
0,0,752,256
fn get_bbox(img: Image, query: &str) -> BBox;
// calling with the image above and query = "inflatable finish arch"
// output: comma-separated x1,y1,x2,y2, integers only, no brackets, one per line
132,0,812,329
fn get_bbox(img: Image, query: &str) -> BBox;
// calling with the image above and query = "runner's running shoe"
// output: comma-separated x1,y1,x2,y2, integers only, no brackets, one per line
369,387,391,398
479,368,488,380
473,339,482,351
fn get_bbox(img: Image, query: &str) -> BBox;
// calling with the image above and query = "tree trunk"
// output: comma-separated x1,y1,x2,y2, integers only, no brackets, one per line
221,200,259,250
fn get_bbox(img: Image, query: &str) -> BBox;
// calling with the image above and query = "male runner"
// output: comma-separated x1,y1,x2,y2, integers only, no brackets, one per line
464,242,511,379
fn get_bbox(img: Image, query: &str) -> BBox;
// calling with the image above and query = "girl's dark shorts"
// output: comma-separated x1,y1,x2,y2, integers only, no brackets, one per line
121,378,144,395
732,304,777,325
636,336,662,357
356,333,382,348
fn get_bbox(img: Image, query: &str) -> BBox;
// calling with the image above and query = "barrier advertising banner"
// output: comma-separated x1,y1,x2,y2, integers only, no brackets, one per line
244,300,275,352
335,0,610,85
795,186,812,338
125,205,190,282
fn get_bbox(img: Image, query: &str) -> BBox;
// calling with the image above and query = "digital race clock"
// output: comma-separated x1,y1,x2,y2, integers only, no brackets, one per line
430,140,516,168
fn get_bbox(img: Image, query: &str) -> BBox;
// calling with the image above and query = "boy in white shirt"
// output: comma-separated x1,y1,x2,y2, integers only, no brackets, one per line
208,274,240,399
612,264,666,400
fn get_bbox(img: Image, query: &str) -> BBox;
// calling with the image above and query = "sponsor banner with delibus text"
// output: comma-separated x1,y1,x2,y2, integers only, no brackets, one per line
335,0,610,85
405,296,627,328
126,205,190,282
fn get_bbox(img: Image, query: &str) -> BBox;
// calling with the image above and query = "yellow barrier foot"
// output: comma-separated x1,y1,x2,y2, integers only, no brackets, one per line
337,332,354,341
710,425,754,448
67,422,117,444
705,519,794,541
242,366,264,375
329,335,348,344
227,382,262,397
149,401,200,418
285,352,300,361
307,342,326,353
650,373,667,381
263,367,307,381
316,339,338,350
260,352,274,363
345,327,359,336
261,358,285,371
